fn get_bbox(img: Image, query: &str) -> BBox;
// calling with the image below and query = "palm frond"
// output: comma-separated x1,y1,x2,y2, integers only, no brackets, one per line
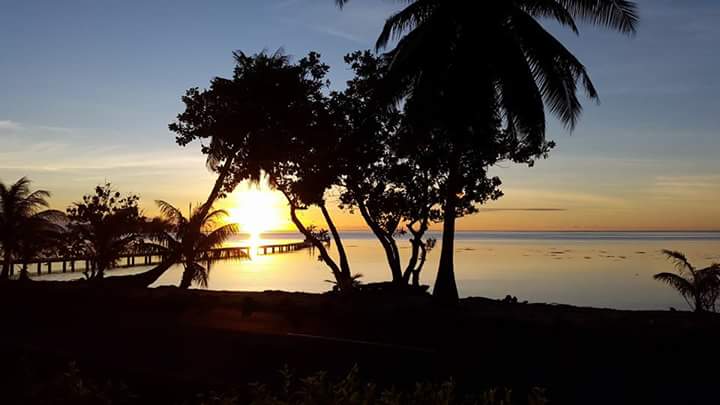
653,272,694,310
198,223,240,252
156,200,185,225
661,249,695,274
8,177,31,198
200,208,230,230
557,0,639,35
511,8,598,129
188,262,210,287
33,209,67,224
522,0,580,34
376,0,436,50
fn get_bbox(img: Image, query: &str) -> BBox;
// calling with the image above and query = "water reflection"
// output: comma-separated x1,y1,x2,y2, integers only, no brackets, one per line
36,232,720,310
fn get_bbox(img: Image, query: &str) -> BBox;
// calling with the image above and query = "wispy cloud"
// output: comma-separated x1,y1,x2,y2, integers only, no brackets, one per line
650,175,720,202
0,120,21,132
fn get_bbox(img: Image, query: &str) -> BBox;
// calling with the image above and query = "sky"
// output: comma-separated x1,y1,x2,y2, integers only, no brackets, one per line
1,0,719,231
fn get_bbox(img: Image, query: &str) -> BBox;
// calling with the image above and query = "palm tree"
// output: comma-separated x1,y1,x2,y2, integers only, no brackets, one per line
15,210,67,281
654,250,720,313
336,0,639,302
151,201,239,289
0,177,62,280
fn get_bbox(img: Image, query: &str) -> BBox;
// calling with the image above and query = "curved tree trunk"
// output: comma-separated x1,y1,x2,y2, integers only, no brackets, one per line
403,238,420,284
413,242,428,287
281,192,351,291
179,262,194,289
357,202,403,283
197,154,236,220
433,162,460,304
101,253,179,288
320,203,351,279
28,254,178,288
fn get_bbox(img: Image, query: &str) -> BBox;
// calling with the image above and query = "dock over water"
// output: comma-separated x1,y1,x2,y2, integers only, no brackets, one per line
2,240,314,277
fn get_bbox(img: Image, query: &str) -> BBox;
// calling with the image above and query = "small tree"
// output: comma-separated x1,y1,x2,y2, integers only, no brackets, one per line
654,250,720,313
66,183,143,280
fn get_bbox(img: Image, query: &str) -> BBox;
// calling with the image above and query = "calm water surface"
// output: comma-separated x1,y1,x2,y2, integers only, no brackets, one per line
38,232,720,310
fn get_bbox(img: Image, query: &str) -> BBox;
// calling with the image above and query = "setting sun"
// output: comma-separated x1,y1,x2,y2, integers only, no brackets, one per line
225,181,288,237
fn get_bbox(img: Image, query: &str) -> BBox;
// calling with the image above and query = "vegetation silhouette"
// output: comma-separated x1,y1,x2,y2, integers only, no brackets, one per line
654,249,720,313
65,183,144,280
0,177,66,281
170,50,361,292
335,0,640,303
331,51,442,287
147,200,240,289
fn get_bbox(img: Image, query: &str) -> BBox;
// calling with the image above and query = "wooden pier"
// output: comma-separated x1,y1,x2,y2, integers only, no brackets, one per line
2,240,314,277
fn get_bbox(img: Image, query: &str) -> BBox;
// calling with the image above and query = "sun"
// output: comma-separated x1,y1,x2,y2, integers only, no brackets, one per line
225,182,286,238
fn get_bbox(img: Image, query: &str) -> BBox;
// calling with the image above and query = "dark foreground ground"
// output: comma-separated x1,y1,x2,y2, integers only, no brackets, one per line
1,282,719,404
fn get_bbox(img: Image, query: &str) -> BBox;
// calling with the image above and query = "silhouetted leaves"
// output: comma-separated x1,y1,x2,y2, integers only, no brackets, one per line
65,183,143,279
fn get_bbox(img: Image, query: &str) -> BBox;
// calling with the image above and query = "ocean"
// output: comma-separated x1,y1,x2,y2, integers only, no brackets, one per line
37,231,720,310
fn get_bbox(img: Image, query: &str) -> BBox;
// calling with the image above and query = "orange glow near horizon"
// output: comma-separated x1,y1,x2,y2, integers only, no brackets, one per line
224,179,290,237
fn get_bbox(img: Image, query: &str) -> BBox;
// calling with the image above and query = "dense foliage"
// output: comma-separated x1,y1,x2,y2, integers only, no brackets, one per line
65,183,144,279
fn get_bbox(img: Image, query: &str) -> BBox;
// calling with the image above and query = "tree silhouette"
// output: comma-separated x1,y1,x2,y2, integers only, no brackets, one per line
170,50,359,291
148,201,239,289
15,210,66,281
654,250,720,313
66,183,143,280
336,0,639,303
0,177,64,280
330,51,443,286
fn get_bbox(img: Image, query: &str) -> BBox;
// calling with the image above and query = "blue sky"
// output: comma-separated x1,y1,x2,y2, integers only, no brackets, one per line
1,0,719,230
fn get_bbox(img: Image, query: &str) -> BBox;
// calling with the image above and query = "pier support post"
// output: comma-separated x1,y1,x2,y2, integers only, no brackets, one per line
63,261,67,273
37,262,41,275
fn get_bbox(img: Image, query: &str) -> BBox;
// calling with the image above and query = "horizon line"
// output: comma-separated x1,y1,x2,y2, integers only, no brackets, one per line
256,229,720,234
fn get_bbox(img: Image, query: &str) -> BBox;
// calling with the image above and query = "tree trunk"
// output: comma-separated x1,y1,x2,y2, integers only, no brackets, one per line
100,253,179,288
1,251,12,280
281,192,350,291
403,238,420,284
19,263,29,282
197,154,236,220
433,162,460,304
357,202,403,283
179,265,194,289
320,203,351,279
413,242,428,287
695,295,704,313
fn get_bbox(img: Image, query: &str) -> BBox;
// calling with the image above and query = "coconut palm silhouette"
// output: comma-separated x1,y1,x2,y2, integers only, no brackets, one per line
654,249,720,312
335,0,639,302
149,201,239,288
0,177,65,280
